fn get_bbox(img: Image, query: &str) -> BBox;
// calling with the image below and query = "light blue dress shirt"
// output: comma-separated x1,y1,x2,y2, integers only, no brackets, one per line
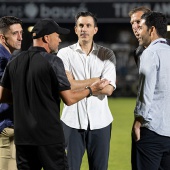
134,38,170,137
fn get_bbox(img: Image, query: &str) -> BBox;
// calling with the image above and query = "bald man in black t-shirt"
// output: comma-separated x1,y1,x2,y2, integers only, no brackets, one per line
0,18,110,170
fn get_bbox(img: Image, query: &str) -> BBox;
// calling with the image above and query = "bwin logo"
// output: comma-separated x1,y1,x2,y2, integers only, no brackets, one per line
24,3,38,18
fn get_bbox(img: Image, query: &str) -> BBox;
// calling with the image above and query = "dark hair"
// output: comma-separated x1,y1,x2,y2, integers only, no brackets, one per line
141,11,167,38
128,6,151,17
0,16,22,34
75,11,97,27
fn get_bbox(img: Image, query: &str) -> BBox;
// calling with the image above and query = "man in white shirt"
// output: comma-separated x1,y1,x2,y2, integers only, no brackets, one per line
57,11,116,170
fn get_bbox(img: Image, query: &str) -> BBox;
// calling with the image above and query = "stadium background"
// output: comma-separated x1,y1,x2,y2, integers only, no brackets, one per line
1,0,170,97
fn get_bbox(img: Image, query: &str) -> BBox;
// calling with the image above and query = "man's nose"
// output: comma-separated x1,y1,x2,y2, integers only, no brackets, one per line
82,26,87,31
18,33,23,40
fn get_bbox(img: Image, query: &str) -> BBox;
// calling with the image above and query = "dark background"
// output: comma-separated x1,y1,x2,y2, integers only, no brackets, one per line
1,0,169,97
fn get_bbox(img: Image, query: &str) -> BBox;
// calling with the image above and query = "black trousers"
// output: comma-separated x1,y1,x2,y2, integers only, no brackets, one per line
16,143,68,170
131,127,170,170
62,122,112,170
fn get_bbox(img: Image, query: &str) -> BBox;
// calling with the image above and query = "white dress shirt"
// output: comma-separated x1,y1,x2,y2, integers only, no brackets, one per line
57,42,116,130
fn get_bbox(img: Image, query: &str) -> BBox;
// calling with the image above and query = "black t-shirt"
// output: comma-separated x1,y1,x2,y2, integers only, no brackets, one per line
1,46,70,145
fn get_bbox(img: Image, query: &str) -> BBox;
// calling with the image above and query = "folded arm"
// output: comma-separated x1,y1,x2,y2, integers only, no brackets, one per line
92,84,114,96
66,70,100,91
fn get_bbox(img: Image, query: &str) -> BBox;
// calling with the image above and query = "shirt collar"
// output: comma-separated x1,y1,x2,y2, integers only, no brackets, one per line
75,42,98,53
28,46,47,53
150,38,167,46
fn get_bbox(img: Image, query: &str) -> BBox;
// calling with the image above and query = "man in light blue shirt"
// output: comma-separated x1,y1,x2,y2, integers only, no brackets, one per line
132,11,170,170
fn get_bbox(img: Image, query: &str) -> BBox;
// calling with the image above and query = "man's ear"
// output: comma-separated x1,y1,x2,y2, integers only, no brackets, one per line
0,34,5,42
94,26,98,35
74,26,78,35
42,35,48,43
149,26,155,36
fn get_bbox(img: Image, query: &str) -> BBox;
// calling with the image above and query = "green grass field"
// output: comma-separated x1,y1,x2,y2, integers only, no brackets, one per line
61,97,136,170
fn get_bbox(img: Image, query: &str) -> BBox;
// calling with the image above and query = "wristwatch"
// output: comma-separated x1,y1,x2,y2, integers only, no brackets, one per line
85,86,93,97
